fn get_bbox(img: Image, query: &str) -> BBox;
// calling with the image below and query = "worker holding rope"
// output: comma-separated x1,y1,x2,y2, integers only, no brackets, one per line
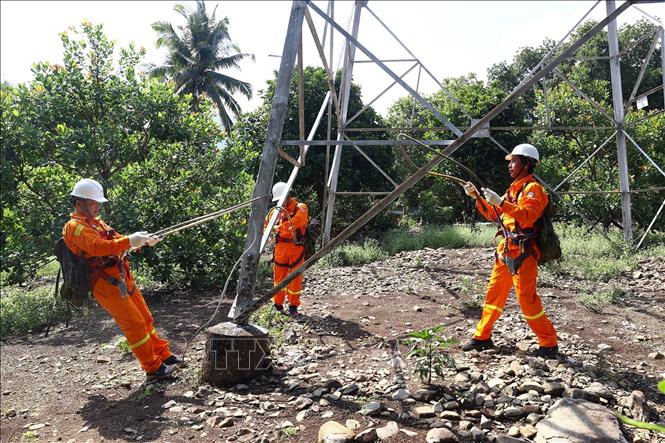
461,144,559,358
267,182,309,316
63,179,181,380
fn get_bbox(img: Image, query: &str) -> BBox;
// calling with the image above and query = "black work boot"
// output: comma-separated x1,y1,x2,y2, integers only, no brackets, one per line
273,304,284,314
146,363,177,380
462,338,494,352
533,345,559,358
288,305,299,317
163,354,183,366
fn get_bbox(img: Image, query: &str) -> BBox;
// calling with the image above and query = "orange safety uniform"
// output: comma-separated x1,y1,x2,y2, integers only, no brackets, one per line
270,198,308,308
63,213,174,373
472,174,558,347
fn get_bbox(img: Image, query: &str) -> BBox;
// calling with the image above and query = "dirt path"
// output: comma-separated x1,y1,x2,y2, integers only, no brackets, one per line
1,247,663,442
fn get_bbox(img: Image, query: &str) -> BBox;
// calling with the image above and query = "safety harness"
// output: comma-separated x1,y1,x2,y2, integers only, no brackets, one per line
274,204,307,269
87,229,137,297
496,180,538,275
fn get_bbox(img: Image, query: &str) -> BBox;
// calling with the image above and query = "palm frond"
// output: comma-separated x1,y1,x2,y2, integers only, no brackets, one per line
207,71,252,100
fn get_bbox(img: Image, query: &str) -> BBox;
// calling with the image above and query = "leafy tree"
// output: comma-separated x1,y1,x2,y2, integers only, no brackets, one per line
386,74,522,222
226,66,396,238
150,0,254,133
1,22,256,285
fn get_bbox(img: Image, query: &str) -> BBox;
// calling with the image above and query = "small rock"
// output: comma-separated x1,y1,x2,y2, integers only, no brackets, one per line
318,421,355,443
391,388,410,401
413,388,437,402
503,406,524,418
413,405,436,419
648,351,664,360
426,427,459,442
345,419,360,430
376,421,399,441
219,417,234,428
96,356,111,364
359,402,384,416
28,424,46,431
519,424,537,439
206,416,222,427
355,428,378,442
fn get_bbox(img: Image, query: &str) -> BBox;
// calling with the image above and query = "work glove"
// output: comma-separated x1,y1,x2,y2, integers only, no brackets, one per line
128,231,152,248
463,181,479,199
482,187,503,207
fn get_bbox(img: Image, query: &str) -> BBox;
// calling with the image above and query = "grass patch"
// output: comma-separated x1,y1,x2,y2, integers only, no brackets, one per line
459,276,484,310
382,224,496,255
250,303,291,347
542,225,647,282
0,285,71,336
578,286,627,313
318,238,388,267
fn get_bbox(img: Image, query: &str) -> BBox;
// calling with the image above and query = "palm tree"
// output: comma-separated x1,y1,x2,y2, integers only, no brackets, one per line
150,1,254,133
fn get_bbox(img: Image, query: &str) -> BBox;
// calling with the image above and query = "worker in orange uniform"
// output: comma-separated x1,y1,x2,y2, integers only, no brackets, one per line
63,179,181,379
461,144,558,358
268,182,308,316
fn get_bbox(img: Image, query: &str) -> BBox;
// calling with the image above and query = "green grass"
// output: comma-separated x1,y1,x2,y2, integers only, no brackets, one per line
578,286,627,313
0,285,71,336
543,225,642,282
318,238,388,267
382,224,496,255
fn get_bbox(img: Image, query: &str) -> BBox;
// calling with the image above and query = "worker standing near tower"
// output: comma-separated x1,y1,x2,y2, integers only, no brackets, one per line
461,144,558,358
267,182,309,316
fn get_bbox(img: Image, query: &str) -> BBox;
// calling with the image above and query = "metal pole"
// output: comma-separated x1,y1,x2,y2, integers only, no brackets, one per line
622,129,665,178
231,1,306,319
607,0,632,242
298,35,306,163
661,27,665,106
233,0,633,323
259,91,332,252
310,1,463,138
553,131,618,191
323,0,365,244
636,198,665,250
554,68,616,124
627,29,660,108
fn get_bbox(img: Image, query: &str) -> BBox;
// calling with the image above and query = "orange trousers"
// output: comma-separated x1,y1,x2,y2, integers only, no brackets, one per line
273,243,304,307
93,278,172,373
473,254,557,347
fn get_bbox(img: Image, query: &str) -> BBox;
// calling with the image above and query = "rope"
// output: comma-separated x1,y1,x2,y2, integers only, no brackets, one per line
151,195,269,238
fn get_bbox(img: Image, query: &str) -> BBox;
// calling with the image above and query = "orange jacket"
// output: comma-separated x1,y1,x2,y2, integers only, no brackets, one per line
272,198,308,242
475,174,548,260
63,213,132,283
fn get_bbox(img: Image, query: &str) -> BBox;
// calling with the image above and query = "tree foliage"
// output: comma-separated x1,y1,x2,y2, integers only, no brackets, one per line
149,0,254,134
1,22,256,285
387,19,664,233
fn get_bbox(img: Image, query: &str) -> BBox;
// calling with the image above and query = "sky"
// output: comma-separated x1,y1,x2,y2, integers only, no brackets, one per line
1,1,663,116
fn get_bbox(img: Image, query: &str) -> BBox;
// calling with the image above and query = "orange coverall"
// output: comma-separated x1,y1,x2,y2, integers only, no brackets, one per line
271,198,308,308
472,175,558,347
63,214,174,373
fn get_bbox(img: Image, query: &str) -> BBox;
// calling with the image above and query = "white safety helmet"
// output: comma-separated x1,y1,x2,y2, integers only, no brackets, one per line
272,182,289,202
70,178,108,203
505,143,540,163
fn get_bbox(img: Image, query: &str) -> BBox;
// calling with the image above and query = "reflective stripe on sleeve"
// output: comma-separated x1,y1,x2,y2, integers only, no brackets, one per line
74,224,85,236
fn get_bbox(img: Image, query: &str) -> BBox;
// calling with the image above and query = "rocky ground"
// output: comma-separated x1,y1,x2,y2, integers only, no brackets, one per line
1,246,664,442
